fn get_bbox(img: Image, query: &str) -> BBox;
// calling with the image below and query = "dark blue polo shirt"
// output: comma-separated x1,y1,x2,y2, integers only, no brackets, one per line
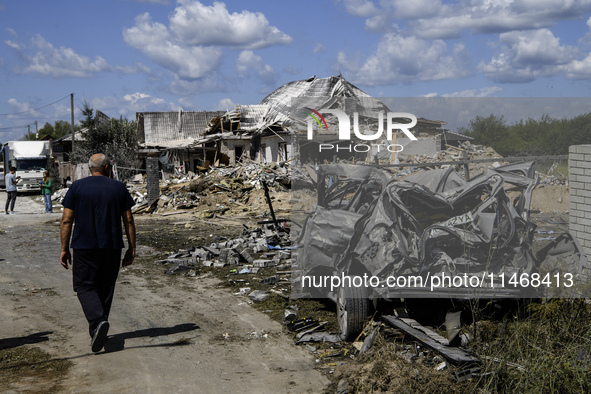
62,175,135,249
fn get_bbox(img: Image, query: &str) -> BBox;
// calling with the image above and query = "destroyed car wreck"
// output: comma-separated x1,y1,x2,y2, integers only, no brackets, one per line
292,162,588,340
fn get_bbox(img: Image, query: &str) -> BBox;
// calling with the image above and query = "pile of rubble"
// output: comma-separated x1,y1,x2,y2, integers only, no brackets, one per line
155,221,292,289
129,161,292,215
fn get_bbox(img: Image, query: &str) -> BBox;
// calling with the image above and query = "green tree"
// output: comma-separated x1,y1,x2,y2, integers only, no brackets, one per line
460,114,508,147
36,120,73,140
38,122,55,139
80,100,96,131
71,103,140,181
461,112,591,156
53,120,73,138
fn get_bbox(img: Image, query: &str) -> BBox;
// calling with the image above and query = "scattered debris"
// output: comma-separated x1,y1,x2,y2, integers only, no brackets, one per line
248,290,271,302
382,315,480,364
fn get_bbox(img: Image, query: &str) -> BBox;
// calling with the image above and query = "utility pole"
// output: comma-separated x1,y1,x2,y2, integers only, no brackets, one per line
70,93,75,153
35,120,38,140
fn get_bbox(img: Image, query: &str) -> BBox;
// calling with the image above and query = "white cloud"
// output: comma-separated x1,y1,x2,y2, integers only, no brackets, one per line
7,34,110,78
339,0,379,17
342,0,591,39
478,29,578,83
177,97,194,109
123,92,166,106
123,12,222,80
567,53,591,79
169,0,292,49
8,98,35,114
416,1,591,39
123,2,291,86
236,50,278,85
168,73,227,96
364,14,391,32
214,98,236,111
390,0,444,19
313,43,326,54
336,33,472,85
115,62,152,74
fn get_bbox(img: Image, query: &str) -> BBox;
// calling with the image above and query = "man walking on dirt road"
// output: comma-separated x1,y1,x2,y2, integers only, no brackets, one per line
60,153,136,353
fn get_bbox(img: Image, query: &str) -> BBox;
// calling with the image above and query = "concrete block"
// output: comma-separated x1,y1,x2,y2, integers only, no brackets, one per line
576,217,591,227
253,259,275,268
576,203,591,212
570,208,579,218
574,174,591,184
571,167,584,175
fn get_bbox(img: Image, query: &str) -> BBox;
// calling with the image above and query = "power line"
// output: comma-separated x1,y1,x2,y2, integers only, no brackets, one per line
0,123,36,131
0,94,72,116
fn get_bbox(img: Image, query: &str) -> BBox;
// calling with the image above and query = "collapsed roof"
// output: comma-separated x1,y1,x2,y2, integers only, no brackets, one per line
200,75,383,140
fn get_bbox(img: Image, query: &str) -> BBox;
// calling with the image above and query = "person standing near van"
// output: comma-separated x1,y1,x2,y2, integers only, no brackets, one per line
5,167,20,214
41,170,53,213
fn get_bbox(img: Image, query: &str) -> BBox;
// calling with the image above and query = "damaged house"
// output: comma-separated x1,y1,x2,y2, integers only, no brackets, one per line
136,75,457,172
136,110,226,172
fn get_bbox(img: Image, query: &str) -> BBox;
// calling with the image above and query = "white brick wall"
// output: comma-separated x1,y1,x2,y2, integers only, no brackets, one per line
569,145,591,255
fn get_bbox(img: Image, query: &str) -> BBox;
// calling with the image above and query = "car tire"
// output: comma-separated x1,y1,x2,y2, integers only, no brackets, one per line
337,285,370,341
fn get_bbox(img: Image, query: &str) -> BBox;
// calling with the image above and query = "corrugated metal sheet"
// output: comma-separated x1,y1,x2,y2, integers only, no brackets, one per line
260,75,375,126
140,111,225,147
238,104,269,130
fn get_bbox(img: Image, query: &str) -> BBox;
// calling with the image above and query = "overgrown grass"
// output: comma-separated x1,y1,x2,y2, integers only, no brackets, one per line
472,299,591,393
331,299,591,393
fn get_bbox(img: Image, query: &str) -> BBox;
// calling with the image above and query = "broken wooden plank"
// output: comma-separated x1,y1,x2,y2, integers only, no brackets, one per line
382,315,480,364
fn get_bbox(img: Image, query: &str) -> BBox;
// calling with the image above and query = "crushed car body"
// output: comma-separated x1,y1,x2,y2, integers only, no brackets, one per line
292,162,588,339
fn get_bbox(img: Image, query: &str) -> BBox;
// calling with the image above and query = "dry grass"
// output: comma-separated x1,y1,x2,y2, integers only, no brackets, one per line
329,299,591,393
0,346,72,393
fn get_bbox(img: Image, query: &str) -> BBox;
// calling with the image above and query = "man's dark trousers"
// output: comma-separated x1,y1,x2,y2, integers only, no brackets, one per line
72,249,121,337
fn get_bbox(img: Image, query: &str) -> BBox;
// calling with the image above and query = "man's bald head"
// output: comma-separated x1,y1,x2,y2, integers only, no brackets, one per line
89,153,111,176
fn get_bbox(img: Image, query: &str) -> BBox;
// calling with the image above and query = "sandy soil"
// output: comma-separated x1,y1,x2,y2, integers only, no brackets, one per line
0,192,329,393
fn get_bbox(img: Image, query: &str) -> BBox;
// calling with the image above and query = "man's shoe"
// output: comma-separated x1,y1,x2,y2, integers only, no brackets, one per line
91,321,110,353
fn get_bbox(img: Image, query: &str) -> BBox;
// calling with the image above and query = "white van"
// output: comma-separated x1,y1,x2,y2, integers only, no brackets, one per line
0,164,4,188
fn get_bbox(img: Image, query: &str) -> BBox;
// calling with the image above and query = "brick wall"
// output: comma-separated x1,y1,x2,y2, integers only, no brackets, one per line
569,145,591,256
146,157,160,202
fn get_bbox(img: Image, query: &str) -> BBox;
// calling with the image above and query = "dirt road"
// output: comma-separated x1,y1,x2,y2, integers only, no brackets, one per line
0,192,329,393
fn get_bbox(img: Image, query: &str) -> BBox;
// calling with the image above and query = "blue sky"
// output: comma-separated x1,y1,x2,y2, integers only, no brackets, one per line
2,0,591,141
